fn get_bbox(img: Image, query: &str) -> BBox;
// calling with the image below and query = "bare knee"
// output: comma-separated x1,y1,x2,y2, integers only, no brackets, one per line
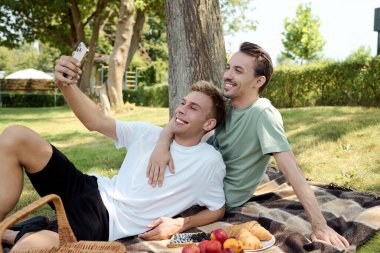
0,125,33,148
0,125,52,173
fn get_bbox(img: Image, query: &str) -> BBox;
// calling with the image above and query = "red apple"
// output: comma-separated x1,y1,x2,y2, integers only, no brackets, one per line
182,244,200,253
205,240,222,253
221,249,235,253
210,228,228,244
198,240,209,253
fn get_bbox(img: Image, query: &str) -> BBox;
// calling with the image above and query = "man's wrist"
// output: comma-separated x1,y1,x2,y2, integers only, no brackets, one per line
178,217,189,232
157,139,171,149
311,217,328,231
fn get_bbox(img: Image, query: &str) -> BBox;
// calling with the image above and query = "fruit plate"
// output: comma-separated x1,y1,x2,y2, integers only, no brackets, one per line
244,235,276,252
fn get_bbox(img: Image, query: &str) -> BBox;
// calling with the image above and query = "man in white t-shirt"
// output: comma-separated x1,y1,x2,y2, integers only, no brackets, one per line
0,56,227,251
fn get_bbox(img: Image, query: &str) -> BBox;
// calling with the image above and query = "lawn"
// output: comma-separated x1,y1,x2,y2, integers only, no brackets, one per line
0,105,379,252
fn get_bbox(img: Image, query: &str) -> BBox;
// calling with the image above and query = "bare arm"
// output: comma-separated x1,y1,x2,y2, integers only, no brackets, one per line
54,56,116,139
273,151,349,248
138,206,225,240
146,118,175,187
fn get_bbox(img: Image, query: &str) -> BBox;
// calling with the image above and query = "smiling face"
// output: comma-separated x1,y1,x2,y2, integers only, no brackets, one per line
223,51,266,109
173,91,216,146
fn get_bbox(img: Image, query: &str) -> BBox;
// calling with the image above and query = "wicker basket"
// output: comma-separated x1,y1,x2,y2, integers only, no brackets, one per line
0,194,127,253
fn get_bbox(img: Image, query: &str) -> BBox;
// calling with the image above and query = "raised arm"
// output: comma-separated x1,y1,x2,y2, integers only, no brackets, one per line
273,151,349,249
138,206,225,240
54,56,116,139
146,118,175,187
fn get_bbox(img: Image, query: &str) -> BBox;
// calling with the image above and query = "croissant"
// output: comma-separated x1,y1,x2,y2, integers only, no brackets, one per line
237,228,262,250
248,223,272,241
226,221,258,237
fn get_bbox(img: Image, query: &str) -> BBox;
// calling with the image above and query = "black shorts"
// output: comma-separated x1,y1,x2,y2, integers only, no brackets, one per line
26,145,109,241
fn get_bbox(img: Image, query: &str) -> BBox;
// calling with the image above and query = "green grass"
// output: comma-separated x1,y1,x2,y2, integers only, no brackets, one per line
0,105,379,251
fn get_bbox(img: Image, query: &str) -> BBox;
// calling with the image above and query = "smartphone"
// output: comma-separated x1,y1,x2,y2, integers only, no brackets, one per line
72,42,89,64
64,42,89,79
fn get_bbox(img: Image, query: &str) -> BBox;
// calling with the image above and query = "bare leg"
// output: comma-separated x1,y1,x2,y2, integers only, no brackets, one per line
11,230,59,251
0,125,52,221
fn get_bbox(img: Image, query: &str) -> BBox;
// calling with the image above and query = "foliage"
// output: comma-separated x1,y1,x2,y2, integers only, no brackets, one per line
135,13,168,86
0,0,120,56
1,1,75,52
0,42,60,73
35,42,62,72
281,3,326,64
264,56,380,107
142,15,168,61
345,45,372,63
123,83,168,107
220,0,256,35
0,46,13,71
0,92,64,107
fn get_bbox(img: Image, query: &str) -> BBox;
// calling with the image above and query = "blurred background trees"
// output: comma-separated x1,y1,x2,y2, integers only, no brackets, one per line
280,3,326,64
1,1,377,111
0,0,255,112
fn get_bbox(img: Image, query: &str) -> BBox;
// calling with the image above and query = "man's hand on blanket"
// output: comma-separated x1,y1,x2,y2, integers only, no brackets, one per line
138,217,184,240
312,224,350,249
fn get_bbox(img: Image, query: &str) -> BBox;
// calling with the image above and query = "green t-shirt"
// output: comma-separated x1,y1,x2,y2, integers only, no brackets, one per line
211,98,291,208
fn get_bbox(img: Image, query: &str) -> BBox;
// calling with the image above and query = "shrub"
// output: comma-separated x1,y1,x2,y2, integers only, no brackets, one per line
123,83,168,107
264,56,380,107
0,92,65,107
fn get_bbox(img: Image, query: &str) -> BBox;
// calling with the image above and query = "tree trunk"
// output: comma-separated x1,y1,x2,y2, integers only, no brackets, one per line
80,0,108,93
165,0,226,116
69,0,85,47
126,9,146,68
107,0,135,111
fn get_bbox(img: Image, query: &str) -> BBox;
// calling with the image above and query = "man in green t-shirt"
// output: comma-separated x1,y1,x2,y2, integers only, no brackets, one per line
142,42,349,249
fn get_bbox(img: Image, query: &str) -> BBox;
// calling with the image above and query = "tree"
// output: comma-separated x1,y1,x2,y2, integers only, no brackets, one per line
345,46,372,62
0,0,114,92
219,0,256,35
107,0,135,111
165,0,226,116
281,3,326,64
105,0,165,110
0,42,61,75
79,0,110,93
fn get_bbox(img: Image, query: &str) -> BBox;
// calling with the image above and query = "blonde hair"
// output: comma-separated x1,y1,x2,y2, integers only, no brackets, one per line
189,80,227,128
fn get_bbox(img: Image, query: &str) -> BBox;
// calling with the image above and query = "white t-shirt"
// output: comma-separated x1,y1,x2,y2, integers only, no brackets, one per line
93,120,226,241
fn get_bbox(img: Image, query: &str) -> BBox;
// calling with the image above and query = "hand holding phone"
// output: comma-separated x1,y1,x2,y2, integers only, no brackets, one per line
64,42,89,79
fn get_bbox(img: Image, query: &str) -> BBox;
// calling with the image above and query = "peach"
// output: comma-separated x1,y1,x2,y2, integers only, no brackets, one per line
223,238,243,253
182,244,200,253
198,240,209,253
205,240,222,253
210,228,228,244
221,249,235,253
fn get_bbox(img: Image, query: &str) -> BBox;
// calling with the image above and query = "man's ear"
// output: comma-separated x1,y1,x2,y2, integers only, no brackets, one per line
203,118,217,132
254,76,266,90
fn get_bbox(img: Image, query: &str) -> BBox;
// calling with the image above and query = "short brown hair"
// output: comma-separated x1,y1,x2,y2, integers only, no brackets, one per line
239,42,273,93
190,81,227,128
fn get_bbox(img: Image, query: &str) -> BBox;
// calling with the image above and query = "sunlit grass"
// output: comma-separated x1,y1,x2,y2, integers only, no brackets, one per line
0,105,378,251
280,106,380,193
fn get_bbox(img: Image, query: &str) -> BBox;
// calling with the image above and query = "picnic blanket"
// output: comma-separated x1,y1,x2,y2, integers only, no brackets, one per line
119,167,380,253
